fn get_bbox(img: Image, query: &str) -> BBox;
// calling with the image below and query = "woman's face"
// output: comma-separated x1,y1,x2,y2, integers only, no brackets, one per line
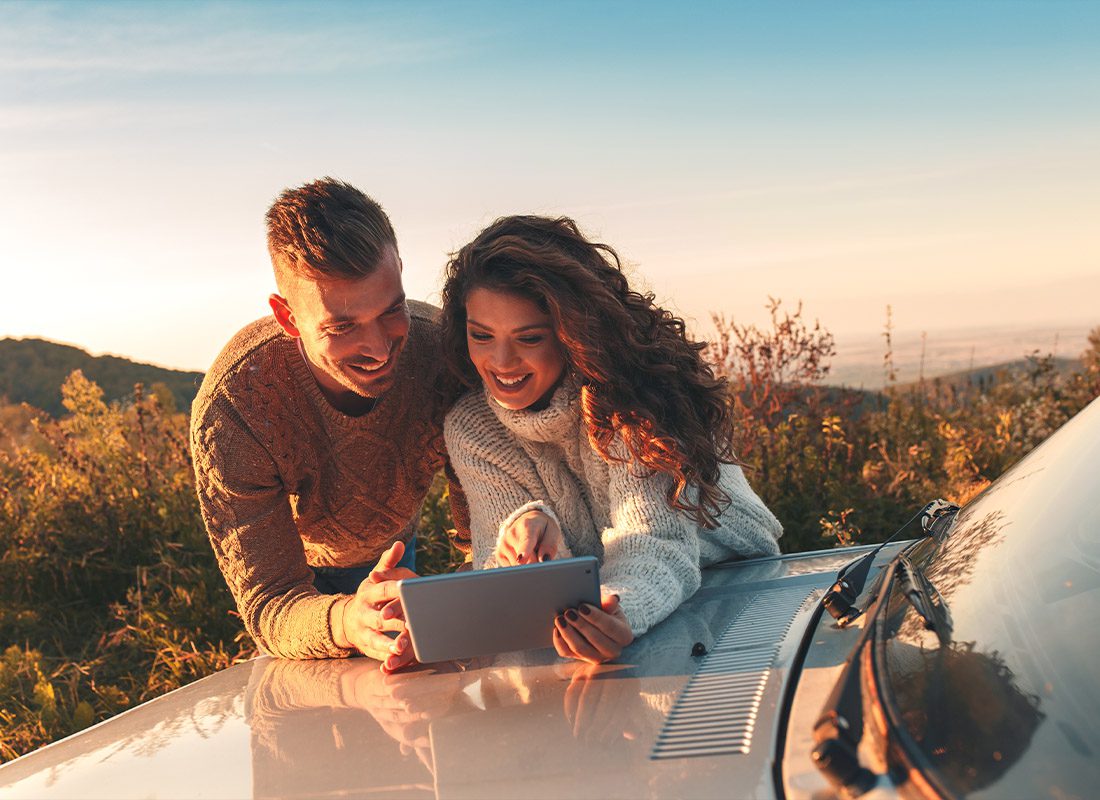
465,287,567,411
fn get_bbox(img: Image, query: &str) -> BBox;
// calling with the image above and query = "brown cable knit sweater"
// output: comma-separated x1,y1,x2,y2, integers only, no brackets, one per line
191,300,468,659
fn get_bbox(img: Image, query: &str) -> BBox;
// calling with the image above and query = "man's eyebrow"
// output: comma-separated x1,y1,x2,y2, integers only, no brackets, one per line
466,318,553,334
321,293,406,325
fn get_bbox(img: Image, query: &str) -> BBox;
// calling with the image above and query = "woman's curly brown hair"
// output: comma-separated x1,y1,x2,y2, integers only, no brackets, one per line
441,215,736,528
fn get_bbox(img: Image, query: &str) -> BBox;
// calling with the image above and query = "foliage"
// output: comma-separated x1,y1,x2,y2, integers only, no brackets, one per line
0,373,253,763
415,471,467,575
707,305,1100,552
2,314,1098,762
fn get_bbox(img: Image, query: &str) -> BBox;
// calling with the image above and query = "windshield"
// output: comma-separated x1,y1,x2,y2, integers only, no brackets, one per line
877,398,1100,799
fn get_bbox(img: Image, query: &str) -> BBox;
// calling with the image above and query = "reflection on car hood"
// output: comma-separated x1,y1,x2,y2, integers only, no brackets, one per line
0,548,878,800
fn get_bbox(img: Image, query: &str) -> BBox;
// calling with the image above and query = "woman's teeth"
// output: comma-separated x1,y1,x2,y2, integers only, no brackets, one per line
495,374,529,387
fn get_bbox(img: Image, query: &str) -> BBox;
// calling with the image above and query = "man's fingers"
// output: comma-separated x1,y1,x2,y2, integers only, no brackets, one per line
382,647,418,674
380,597,405,622
353,628,405,662
371,540,405,575
359,578,402,606
370,566,417,584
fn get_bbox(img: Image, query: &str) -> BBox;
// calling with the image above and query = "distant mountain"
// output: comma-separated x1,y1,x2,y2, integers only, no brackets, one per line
826,324,1093,389
0,338,203,417
896,356,1078,393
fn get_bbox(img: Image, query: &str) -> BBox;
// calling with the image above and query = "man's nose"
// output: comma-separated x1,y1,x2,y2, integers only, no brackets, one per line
357,322,390,361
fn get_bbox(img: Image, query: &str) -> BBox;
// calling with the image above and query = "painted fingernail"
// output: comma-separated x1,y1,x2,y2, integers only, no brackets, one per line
556,614,566,626
579,604,592,616
540,554,550,562
565,609,578,622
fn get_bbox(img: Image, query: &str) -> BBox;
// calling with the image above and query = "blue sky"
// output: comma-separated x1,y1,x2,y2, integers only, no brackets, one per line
2,1,1098,371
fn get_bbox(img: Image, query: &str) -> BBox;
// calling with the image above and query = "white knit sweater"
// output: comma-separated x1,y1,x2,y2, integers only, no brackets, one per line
443,381,783,636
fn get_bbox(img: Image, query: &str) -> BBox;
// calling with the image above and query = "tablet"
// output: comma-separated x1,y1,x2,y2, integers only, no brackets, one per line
399,556,600,663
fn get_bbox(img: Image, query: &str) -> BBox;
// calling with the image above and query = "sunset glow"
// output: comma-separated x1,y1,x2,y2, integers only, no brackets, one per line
2,1,1098,373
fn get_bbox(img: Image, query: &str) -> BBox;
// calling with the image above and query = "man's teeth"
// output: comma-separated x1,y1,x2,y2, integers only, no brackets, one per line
359,360,387,372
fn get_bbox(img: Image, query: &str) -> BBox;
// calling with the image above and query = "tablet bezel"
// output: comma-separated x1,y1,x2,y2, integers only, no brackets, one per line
398,556,601,663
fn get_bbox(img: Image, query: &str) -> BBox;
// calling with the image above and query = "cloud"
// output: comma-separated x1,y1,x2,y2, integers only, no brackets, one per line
0,2,466,77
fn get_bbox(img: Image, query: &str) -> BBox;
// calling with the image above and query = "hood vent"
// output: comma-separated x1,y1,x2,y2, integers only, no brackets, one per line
650,585,814,760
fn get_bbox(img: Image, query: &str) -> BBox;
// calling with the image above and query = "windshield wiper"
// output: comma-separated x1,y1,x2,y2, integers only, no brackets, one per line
896,554,953,644
822,499,958,626
813,503,959,794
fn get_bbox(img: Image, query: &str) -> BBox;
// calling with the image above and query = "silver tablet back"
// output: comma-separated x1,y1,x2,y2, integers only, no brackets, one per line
399,556,600,663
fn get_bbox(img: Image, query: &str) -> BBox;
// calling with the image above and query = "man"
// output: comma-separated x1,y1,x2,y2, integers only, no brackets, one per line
191,177,468,669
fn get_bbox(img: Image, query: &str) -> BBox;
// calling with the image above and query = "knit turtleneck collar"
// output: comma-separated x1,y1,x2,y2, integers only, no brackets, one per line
485,375,581,444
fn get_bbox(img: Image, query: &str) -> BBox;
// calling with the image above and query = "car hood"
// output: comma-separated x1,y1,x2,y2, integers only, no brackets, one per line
0,547,887,800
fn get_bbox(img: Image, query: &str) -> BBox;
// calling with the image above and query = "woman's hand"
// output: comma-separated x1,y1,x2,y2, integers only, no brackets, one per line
553,591,633,664
495,510,563,566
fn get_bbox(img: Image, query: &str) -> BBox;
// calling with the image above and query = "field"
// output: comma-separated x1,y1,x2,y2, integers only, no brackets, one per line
1,312,1097,763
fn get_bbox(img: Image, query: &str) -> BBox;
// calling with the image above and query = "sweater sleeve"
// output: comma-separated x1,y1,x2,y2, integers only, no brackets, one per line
702,463,783,563
191,398,354,659
597,454,703,638
444,397,574,570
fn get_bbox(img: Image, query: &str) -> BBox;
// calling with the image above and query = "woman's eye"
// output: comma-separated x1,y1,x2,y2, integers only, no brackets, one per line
518,336,545,345
468,331,492,342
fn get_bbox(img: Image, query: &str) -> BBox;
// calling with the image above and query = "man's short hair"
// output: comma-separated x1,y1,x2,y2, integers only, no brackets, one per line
266,177,397,286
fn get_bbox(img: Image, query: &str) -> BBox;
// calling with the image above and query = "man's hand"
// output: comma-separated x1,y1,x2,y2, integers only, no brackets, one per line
495,509,563,566
553,591,634,664
338,660,469,774
330,541,418,671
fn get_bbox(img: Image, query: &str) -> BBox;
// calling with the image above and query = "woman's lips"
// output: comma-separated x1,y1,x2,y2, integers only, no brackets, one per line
491,372,531,393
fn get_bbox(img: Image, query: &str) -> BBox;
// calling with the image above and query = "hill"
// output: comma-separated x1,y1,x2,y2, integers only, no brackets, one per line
894,355,1078,393
0,338,203,417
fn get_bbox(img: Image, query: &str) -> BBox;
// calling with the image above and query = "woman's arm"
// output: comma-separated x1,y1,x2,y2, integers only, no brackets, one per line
443,396,573,569
597,455,703,638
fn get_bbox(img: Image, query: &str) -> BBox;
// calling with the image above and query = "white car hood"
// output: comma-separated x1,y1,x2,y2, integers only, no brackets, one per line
0,548,876,800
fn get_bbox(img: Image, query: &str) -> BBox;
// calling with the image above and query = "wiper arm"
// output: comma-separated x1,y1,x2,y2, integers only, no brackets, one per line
822,499,958,626
813,512,958,794
812,558,898,795
896,555,953,644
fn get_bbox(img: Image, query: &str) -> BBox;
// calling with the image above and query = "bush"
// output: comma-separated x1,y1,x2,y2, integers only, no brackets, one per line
0,373,254,763
2,316,1098,762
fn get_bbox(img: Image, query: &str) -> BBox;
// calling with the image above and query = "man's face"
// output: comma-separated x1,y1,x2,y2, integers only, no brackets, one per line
271,246,411,408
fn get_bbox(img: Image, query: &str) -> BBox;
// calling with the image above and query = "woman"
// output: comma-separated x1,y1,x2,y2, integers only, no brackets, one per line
441,215,782,664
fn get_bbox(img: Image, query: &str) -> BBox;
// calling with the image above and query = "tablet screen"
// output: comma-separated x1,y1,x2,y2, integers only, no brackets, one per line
399,557,600,663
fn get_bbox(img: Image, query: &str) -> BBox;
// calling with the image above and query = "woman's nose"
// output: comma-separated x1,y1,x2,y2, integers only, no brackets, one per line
491,340,519,368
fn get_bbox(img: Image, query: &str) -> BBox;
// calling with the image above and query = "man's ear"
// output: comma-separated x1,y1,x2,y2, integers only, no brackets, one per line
269,294,300,337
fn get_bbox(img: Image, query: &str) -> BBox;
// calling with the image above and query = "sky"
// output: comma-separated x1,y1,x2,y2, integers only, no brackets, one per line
2,0,1098,372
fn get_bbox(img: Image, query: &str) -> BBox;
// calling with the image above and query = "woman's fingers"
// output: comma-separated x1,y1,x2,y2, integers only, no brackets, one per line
495,539,517,566
578,602,633,645
552,625,572,659
566,611,622,658
554,613,604,663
